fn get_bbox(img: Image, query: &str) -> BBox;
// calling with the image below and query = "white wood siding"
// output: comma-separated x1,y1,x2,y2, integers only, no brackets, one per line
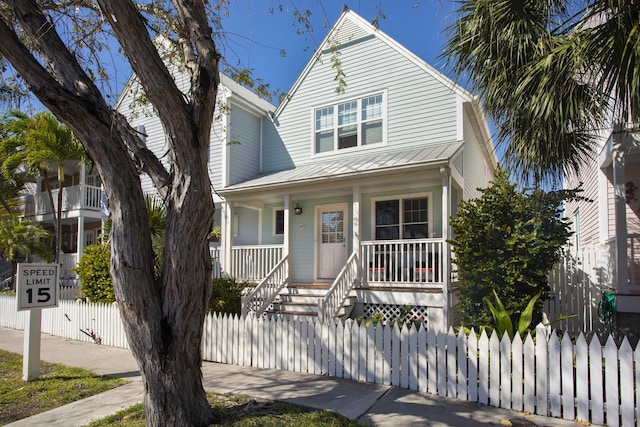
116,68,229,196
118,79,169,194
564,157,601,247
262,35,459,172
228,102,261,185
209,91,227,191
461,114,489,199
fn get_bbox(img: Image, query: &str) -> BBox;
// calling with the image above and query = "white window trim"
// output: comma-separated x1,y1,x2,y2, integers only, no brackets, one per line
311,90,388,157
273,206,285,236
371,192,433,240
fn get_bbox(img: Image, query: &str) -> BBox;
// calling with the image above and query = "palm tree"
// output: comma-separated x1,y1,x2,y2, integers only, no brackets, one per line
0,110,86,261
0,215,52,288
443,0,639,182
0,115,27,216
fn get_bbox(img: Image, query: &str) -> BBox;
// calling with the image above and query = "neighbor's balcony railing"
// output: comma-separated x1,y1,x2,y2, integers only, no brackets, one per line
230,245,284,283
606,234,640,290
60,253,78,278
33,185,102,215
361,238,445,286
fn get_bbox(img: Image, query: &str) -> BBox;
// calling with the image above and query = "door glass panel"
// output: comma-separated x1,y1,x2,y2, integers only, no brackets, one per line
321,210,345,244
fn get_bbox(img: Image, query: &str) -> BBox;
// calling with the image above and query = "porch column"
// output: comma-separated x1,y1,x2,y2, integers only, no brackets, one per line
283,195,291,279
352,186,361,257
441,167,451,331
79,163,86,209
221,201,234,276
613,144,629,294
76,216,85,272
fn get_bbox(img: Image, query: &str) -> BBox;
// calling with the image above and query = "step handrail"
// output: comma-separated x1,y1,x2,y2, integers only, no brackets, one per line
241,254,289,317
318,251,359,322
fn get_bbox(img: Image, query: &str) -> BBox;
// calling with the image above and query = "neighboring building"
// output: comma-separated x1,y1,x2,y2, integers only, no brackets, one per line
563,123,640,339
20,163,105,280
117,9,497,331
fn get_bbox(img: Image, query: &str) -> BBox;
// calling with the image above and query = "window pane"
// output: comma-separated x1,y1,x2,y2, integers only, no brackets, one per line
315,107,333,130
403,197,428,239
376,200,399,225
376,226,399,240
404,223,428,239
362,120,382,145
362,94,382,120
322,210,345,244
338,125,357,149
375,200,399,240
338,101,357,125
316,130,334,153
275,209,284,235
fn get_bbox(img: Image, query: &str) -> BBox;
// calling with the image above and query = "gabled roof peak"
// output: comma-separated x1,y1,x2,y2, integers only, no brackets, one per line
273,8,474,117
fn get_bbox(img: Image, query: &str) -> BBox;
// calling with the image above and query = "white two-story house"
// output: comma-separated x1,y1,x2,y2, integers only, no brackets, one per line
20,164,104,280
117,10,497,331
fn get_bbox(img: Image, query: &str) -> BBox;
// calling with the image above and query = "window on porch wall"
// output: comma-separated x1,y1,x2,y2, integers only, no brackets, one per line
375,197,428,240
274,208,284,236
371,196,431,283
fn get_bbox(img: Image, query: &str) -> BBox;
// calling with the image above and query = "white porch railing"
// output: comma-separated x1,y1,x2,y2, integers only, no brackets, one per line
231,245,283,282
241,255,289,317
361,239,445,285
319,251,359,321
604,234,640,290
34,185,103,215
209,246,222,278
60,253,78,278
623,234,640,288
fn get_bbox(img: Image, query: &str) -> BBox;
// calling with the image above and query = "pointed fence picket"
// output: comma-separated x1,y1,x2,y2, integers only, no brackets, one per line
2,293,640,427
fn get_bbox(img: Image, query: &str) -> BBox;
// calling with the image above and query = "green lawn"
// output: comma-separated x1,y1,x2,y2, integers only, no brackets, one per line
0,349,125,425
1,348,360,426
86,393,362,426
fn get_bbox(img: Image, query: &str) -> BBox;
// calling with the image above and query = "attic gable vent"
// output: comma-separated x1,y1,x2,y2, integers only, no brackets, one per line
329,19,370,46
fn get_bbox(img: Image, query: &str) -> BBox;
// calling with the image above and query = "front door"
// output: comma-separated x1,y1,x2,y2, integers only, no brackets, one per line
316,203,349,280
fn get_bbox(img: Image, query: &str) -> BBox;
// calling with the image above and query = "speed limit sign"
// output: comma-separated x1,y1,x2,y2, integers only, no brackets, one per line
16,263,59,311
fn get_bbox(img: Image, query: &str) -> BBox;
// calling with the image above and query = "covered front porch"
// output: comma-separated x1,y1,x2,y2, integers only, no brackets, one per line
214,238,451,324
216,148,464,331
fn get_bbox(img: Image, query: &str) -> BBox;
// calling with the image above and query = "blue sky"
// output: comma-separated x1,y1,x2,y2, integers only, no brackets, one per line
216,1,459,99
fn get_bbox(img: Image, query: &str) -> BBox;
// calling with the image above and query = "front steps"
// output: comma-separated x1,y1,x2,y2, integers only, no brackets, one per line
268,283,355,319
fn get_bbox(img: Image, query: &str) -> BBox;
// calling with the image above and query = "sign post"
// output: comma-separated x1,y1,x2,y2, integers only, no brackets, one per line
16,263,59,381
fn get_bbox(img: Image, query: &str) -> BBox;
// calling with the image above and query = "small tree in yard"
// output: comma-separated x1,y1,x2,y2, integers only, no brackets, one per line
75,244,113,303
449,168,585,329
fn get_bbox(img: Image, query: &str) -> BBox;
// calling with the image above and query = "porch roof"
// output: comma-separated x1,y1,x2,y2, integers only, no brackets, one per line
220,142,463,195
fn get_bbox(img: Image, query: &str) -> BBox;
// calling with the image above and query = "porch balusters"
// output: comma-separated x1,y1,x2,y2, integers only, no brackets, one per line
361,239,444,286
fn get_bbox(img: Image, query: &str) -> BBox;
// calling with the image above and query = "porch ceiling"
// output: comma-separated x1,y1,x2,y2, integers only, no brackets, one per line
220,142,462,197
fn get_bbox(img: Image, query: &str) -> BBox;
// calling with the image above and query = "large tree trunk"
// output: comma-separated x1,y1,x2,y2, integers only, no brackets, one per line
108,157,214,426
0,1,219,425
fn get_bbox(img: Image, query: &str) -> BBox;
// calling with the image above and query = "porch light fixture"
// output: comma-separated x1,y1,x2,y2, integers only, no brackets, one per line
294,204,303,215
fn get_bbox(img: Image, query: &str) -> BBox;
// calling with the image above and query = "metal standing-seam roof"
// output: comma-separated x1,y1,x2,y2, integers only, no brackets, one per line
219,142,463,195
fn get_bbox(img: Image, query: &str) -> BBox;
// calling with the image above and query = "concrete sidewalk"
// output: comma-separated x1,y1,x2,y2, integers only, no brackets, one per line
1,327,594,427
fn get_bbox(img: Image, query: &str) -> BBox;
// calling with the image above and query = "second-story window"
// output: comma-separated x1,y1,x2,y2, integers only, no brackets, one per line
314,92,384,154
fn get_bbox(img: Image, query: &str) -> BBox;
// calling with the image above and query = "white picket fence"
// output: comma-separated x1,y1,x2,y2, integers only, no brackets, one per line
546,246,611,340
1,294,638,427
0,295,129,349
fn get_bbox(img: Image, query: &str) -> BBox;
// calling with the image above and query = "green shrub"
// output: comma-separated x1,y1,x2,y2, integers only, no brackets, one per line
75,245,114,303
449,168,586,329
208,277,245,315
